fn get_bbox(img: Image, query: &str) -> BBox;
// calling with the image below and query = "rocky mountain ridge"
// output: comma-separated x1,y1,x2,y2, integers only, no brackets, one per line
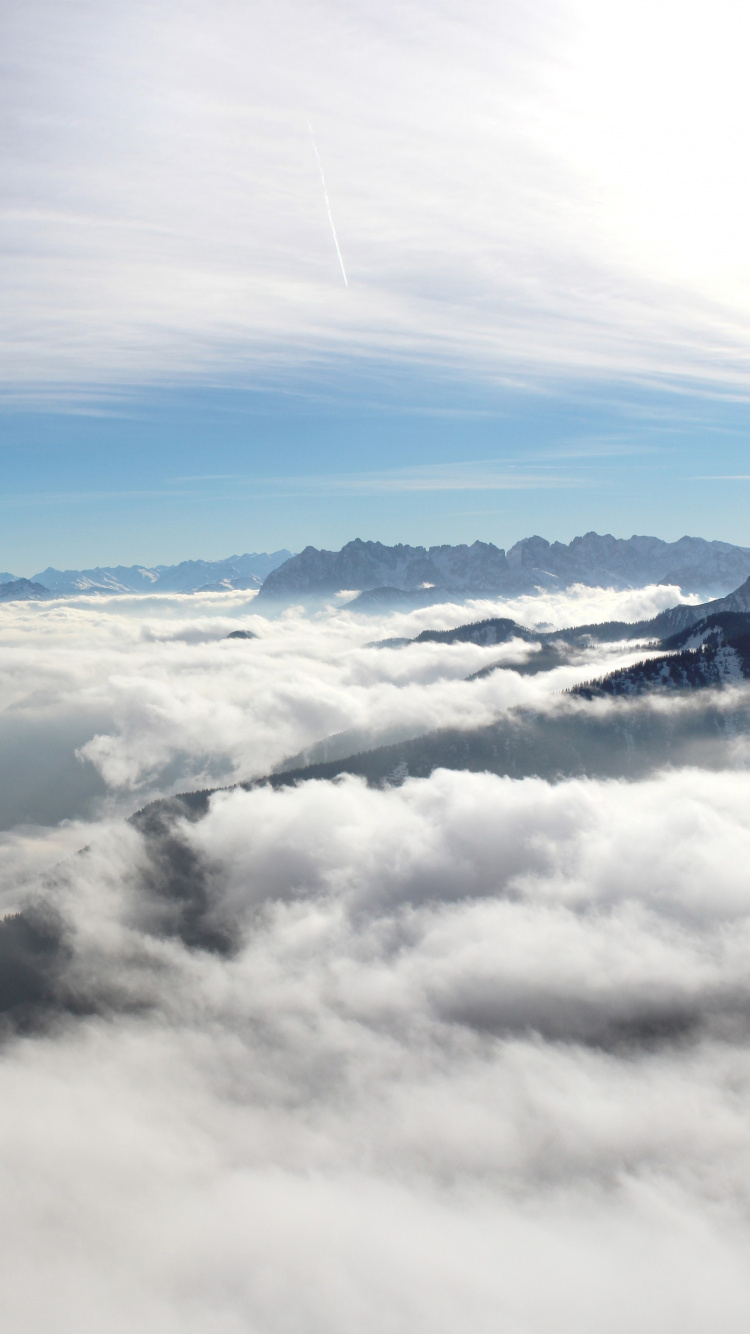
4,534,750,603
258,533,750,603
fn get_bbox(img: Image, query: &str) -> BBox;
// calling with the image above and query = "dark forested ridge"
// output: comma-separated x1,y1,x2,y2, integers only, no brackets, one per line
379,578,750,651
572,614,750,699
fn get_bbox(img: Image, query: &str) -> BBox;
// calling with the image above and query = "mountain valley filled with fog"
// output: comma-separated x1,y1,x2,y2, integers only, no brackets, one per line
2,565,750,1330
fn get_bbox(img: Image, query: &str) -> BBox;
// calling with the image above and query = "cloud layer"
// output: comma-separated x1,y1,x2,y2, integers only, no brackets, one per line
0,586,749,1326
4,764,750,1330
0,583,686,841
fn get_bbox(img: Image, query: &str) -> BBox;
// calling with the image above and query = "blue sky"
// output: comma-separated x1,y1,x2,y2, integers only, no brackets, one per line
2,0,750,571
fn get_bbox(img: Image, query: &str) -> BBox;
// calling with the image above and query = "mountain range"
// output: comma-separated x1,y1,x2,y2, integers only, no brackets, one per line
257,533,750,603
3,533,750,602
0,551,291,598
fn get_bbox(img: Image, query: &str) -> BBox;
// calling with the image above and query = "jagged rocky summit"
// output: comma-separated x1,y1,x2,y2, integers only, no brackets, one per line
256,534,750,604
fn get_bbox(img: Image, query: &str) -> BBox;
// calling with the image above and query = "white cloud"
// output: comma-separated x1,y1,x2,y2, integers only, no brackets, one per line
4,766,750,1328
0,579,750,1325
0,583,685,824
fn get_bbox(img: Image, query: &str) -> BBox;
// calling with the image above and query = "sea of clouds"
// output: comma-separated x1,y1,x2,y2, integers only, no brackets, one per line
0,582,679,877
2,584,750,1331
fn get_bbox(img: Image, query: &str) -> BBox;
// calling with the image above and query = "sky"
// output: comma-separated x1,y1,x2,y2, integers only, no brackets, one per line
3,0,750,568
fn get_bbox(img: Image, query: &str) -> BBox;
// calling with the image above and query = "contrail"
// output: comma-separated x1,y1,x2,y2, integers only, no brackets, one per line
307,121,348,288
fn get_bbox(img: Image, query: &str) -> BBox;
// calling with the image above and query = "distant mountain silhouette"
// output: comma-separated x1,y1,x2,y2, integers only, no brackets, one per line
25,551,292,597
0,578,53,602
257,534,750,603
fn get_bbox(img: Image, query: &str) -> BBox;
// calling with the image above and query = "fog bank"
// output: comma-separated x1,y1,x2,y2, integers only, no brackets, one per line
2,767,750,1329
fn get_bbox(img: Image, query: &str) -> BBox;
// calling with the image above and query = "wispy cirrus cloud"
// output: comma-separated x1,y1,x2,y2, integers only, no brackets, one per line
4,0,750,399
169,460,587,494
